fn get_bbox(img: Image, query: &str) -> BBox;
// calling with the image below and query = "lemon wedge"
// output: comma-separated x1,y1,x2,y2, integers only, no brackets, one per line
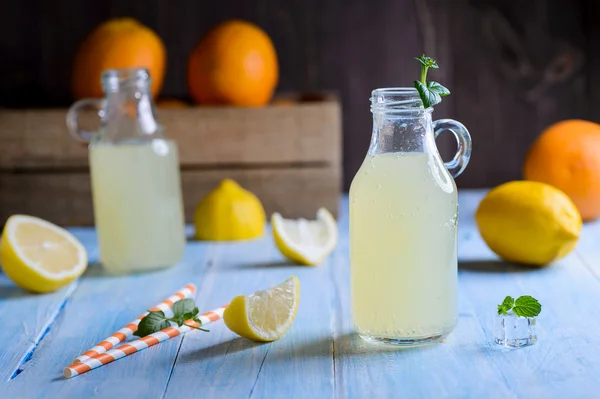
0,215,88,293
271,208,338,266
223,276,300,342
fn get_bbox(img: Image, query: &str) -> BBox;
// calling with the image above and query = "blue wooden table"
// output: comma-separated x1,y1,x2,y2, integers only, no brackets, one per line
1,190,600,398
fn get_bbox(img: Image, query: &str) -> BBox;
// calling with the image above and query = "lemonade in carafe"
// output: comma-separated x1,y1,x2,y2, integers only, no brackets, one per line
67,68,186,274
350,78,471,345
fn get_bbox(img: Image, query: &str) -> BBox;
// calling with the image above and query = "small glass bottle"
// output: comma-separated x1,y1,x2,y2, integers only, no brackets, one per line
66,68,186,274
350,88,472,345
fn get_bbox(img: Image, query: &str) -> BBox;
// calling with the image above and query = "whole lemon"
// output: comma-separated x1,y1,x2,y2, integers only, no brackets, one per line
475,181,581,266
194,179,266,240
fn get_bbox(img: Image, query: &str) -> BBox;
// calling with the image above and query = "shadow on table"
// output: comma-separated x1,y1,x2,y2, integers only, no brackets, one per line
0,282,29,298
225,260,305,270
176,337,267,365
0,273,36,298
81,262,178,278
178,332,432,367
459,259,541,273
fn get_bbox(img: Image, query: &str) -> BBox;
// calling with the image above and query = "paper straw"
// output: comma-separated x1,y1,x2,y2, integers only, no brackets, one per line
72,283,196,364
64,305,226,379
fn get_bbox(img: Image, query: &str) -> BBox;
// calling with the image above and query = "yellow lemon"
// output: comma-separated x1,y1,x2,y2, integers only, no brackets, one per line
271,208,338,266
0,215,88,293
475,181,581,266
194,179,266,240
223,276,300,342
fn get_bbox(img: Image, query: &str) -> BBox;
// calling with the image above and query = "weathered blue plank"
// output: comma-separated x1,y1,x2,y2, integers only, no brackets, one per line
458,191,600,398
574,216,600,281
332,192,600,399
1,191,600,398
331,194,513,399
163,232,335,399
2,237,217,397
0,228,98,382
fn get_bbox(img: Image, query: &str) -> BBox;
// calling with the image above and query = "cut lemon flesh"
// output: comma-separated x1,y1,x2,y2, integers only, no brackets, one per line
223,276,300,342
272,208,338,266
0,215,88,293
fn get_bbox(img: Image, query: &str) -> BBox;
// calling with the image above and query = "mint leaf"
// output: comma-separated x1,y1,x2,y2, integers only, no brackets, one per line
135,299,210,337
172,298,195,316
427,81,450,97
413,55,450,108
414,81,441,108
415,55,439,69
180,307,199,322
513,296,542,317
497,296,515,315
134,310,170,337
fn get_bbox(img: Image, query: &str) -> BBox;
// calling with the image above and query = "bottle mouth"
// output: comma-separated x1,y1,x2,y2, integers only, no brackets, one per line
370,87,432,116
101,68,151,93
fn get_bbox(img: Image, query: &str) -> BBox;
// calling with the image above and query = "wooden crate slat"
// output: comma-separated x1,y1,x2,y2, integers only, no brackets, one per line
0,100,341,169
0,166,341,226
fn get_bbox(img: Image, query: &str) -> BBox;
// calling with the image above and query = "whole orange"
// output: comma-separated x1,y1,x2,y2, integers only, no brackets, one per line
523,119,600,221
187,20,279,106
72,18,166,99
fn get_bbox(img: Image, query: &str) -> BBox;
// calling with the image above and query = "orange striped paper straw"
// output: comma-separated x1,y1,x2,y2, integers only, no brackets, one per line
72,283,196,364
64,305,226,378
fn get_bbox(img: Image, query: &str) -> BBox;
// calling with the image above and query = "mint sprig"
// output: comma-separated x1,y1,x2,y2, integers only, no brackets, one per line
413,55,450,108
497,295,542,317
497,296,515,315
134,298,209,337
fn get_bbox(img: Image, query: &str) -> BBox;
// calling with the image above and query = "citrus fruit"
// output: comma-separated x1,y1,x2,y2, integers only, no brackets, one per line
194,179,266,240
72,18,166,99
223,276,300,342
187,20,279,106
0,215,88,293
475,181,581,266
272,208,338,266
523,119,600,220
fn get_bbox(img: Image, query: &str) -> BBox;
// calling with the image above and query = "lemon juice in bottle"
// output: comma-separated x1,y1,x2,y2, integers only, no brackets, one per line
89,139,185,273
349,88,471,345
67,68,186,274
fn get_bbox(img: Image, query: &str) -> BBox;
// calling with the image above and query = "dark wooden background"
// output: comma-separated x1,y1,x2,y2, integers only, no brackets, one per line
0,0,595,189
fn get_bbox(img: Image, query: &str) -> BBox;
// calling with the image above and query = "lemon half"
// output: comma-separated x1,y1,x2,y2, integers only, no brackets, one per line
223,276,300,342
0,215,88,293
272,208,338,266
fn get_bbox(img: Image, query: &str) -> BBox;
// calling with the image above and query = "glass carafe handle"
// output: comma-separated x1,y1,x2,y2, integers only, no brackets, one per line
66,98,104,143
432,119,472,178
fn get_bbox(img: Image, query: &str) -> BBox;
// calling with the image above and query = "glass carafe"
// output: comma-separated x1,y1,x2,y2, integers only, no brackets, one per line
66,68,186,274
349,88,472,345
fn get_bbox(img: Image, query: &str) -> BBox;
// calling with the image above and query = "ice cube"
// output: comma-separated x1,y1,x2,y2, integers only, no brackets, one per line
494,313,537,348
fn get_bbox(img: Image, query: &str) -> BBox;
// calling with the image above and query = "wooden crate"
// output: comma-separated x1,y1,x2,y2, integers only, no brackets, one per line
0,94,342,226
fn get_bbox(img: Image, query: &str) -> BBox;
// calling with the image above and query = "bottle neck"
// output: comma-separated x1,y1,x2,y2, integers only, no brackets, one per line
369,88,435,156
96,68,163,144
369,112,434,155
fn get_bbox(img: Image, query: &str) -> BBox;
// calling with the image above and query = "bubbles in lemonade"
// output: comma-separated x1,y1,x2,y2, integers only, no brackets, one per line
89,139,186,273
349,152,458,342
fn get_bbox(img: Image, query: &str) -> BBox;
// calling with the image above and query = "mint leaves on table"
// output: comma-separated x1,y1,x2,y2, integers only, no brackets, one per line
414,55,450,108
134,298,209,337
497,295,542,317
497,296,515,315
